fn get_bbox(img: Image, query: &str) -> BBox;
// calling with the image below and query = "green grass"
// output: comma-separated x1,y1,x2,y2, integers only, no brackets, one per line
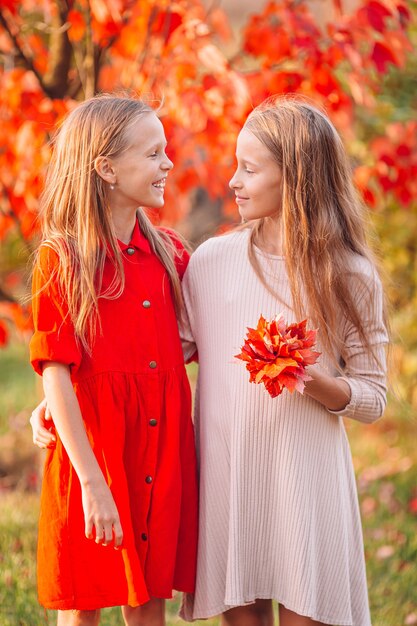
0,491,214,626
0,343,416,625
0,340,38,436
345,413,417,626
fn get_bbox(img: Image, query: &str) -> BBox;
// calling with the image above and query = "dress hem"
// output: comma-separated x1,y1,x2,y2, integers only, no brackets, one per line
40,585,196,611
180,592,370,626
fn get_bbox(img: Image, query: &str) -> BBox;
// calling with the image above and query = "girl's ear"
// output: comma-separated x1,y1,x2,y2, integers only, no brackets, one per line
94,156,116,185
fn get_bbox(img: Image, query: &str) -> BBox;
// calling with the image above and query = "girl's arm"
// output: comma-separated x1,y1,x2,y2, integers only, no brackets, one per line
43,362,123,547
304,268,388,424
304,368,351,412
179,262,198,363
159,227,198,362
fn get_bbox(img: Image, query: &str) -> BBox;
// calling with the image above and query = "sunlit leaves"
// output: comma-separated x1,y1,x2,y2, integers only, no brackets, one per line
235,314,320,398
355,121,417,208
0,0,416,338
0,0,414,236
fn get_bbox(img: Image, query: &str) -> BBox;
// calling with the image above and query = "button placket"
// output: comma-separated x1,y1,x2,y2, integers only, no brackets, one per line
137,265,162,563
139,263,160,374
139,374,161,564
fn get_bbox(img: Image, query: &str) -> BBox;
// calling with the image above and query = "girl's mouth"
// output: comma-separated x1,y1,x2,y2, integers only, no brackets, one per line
152,178,166,189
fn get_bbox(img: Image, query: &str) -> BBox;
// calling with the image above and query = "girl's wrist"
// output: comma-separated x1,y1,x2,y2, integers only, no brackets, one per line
79,472,106,490
304,367,351,412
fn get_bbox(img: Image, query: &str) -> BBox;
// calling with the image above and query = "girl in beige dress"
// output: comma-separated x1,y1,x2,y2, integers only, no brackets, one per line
180,98,387,626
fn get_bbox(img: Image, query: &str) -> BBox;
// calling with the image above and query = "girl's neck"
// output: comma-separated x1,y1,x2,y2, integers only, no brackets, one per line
112,208,138,244
254,217,284,256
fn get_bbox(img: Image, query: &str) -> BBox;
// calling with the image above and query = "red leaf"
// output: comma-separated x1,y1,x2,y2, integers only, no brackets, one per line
235,314,320,398
396,144,411,158
243,11,291,62
365,1,392,33
311,66,342,98
397,3,411,28
371,42,398,73
0,0,19,14
268,71,304,94
152,10,183,43
68,9,86,43
0,321,8,347
409,497,417,515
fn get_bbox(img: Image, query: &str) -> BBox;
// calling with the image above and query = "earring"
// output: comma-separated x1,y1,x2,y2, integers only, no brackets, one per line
110,183,115,190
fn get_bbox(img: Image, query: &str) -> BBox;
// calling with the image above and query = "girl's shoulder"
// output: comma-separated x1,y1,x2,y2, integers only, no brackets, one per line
190,228,248,267
345,252,375,276
343,252,380,281
34,241,62,276
343,252,383,300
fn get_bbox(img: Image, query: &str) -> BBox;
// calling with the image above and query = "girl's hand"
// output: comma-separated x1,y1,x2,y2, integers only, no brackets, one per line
304,365,351,412
30,398,56,449
81,479,124,549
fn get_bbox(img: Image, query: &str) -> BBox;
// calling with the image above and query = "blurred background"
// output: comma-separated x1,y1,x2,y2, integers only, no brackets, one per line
0,0,416,624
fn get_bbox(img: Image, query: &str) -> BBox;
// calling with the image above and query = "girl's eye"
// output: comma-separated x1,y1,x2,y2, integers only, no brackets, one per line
245,169,254,174
149,152,158,158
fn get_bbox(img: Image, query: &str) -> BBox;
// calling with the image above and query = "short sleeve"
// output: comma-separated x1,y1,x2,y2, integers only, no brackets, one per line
328,265,388,424
30,245,82,376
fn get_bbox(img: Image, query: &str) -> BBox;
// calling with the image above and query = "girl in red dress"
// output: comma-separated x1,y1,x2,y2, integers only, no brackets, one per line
29,95,198,626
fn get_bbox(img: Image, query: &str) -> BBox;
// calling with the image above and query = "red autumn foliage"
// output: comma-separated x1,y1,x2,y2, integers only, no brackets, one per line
354,121,417,209
0,0,415,344
235,314,321,398
409,497,417,515
0,320,8,347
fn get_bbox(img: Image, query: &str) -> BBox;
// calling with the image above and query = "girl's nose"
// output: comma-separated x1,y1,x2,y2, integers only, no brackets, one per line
229,171,240,190
163,155,174,171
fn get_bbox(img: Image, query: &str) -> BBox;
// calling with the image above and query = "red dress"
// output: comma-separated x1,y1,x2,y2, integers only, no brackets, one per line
30,220,198,610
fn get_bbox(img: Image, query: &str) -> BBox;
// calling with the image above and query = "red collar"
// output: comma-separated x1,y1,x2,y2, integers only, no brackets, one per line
117,218,151,254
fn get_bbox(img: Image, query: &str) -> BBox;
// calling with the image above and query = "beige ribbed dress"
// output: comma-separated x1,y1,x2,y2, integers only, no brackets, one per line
180,228,388,626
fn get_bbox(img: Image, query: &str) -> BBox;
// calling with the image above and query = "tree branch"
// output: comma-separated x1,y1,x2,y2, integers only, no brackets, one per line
84,2,95,98
42,0,73,98
0,9,52,97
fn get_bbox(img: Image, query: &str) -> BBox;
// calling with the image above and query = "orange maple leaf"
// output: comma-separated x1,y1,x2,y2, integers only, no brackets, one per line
235,313,320,398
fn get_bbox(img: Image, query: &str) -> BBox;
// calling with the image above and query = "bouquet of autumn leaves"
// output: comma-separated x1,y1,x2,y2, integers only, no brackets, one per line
235,314,321,398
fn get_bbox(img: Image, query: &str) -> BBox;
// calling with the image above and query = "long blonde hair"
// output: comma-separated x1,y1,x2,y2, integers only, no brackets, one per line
244,96,387,363
36,94,185,353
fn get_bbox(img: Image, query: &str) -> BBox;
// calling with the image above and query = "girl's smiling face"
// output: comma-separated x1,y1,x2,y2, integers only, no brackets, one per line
108,112,173,212
229,128,282,222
